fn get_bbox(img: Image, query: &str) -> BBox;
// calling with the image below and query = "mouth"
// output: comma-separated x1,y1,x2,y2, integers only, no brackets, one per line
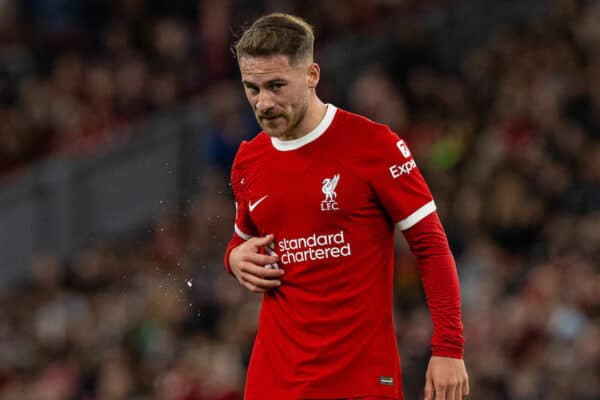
259,115,283,121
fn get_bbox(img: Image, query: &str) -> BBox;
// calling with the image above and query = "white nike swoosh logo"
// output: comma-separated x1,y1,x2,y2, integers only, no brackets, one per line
248,195,269,212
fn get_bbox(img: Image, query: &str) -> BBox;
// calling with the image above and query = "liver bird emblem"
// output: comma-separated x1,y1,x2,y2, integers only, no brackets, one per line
322,174,340,202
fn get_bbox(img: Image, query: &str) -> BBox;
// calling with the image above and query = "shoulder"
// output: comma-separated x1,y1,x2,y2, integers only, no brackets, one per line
230,131,270,192
334,108,403,155
232,131,270,173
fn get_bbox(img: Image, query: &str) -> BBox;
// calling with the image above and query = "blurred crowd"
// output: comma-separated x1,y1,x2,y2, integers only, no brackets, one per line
0,0,413,175
1,0,600,399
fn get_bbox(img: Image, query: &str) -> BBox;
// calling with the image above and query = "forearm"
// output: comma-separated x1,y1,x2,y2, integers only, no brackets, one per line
402,212,464,358
224,234,246,274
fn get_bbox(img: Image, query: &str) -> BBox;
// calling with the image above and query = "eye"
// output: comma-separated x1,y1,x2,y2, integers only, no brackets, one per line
270,83,285,91
245,86,258,95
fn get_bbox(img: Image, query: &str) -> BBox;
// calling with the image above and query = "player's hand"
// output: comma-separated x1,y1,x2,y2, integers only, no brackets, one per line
424,356,469,400
229,234,284,293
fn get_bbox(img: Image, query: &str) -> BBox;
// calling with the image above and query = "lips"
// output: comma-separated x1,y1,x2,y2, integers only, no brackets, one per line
260,115,283,120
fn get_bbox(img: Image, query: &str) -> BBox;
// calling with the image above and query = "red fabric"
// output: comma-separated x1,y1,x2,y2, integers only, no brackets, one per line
348,398,395,400
402,212,464,358
223,232,245,274
224,106,463,399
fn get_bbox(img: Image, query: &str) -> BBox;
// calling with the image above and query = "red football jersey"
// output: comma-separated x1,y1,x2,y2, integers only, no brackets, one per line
229,105,437,400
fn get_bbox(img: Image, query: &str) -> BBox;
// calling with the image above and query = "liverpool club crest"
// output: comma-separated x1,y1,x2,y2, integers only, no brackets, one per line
321,174,340,211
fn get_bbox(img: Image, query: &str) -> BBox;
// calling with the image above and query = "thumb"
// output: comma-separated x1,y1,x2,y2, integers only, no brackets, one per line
424,372,434,400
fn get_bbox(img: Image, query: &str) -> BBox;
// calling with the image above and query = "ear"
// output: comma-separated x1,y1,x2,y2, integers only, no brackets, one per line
307,62,320,89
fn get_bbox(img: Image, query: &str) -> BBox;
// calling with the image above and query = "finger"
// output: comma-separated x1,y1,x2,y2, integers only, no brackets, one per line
248,234,275,249
242,262,285,279
238,276,265,293
242,271,281,289
463,376,470,397
451,381,461,400
445,381,456,400
263,246,280,269
434,385,446,400
424,374,434,400
245,252,279,266
454,382,462,400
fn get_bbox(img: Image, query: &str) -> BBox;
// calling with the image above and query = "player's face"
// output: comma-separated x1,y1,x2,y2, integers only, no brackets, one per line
239,55,315,140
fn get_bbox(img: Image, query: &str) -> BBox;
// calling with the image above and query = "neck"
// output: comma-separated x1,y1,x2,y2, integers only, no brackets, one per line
281,97,327,141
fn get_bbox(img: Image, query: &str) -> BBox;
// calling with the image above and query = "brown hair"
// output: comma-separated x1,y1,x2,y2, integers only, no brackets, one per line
233,13,314,65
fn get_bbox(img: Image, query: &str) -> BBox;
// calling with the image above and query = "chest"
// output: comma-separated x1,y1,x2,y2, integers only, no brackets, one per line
241,152,375,235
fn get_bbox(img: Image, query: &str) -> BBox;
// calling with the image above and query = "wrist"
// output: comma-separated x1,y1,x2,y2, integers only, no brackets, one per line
431,347,464,359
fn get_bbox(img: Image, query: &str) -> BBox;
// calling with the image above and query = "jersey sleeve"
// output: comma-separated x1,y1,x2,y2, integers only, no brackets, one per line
224,148,259,274
368,127,464,357
368,128,436,230
230,152,259,241
402,212,464,358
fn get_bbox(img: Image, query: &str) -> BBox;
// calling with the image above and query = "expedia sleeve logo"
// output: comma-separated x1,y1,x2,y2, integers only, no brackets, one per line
389,159,416,178
390,140,416,178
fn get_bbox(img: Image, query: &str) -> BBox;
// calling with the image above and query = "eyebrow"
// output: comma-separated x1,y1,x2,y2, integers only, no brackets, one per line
242,78,287,87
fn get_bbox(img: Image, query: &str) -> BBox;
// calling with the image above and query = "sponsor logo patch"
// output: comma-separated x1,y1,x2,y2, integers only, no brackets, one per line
396,139,411,158
278,230,351,264
389,159,417,178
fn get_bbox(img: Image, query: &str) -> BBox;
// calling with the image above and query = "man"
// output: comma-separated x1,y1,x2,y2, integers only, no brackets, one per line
224,13,469,400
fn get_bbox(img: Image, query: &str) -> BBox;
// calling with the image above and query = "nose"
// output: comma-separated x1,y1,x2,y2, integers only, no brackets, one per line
256,91,275,114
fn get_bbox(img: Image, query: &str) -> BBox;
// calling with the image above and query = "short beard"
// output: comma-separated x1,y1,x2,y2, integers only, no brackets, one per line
286,94,309,138
260,93,309,139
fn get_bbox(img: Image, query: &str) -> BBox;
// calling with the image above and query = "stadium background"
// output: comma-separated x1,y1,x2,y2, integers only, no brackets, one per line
0,0,599,398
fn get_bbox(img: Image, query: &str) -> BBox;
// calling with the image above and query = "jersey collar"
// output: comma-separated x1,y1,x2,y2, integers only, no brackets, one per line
270,104,337,151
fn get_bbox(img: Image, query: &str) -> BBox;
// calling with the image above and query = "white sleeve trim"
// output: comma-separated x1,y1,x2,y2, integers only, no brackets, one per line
234,224,253,240
396,200,437,231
